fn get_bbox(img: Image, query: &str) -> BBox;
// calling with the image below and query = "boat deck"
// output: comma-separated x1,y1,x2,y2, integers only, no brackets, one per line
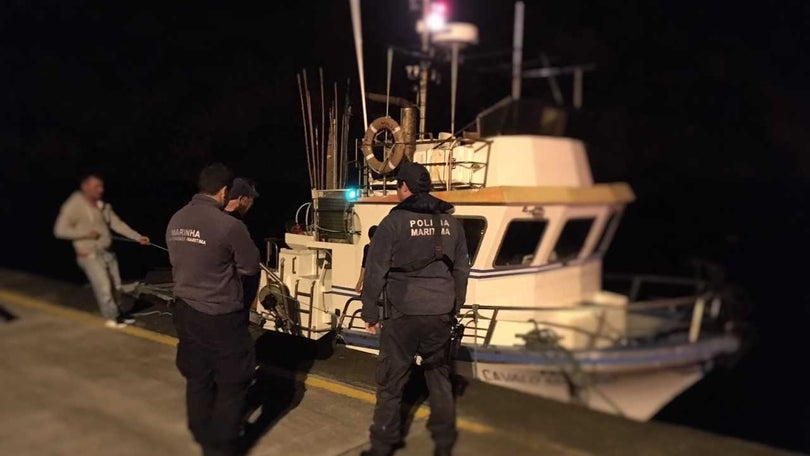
0,270,791,456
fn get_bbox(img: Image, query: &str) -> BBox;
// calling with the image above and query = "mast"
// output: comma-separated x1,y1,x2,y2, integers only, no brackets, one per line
511,1,525,99
349,0,369,130
417,0,431,137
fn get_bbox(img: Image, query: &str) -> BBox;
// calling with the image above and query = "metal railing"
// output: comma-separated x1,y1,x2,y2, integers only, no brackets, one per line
603,273,707,302
253,271,734,353
334,277,729,351
338,297,364,331
356,136,493,195
452,293,718,351
264,238,283,269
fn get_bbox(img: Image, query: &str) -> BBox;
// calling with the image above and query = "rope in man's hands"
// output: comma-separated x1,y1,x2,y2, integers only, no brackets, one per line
112,235,169,252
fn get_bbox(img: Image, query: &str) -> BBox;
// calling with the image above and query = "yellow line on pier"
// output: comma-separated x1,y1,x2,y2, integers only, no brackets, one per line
0,288,494,434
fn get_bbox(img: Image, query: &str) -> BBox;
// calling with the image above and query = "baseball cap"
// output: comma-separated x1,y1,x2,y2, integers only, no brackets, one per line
229,177,259,199
396,162,432,194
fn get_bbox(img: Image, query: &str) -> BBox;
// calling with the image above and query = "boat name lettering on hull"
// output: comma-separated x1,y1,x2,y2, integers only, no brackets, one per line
479,368,615,385
480,368,566,385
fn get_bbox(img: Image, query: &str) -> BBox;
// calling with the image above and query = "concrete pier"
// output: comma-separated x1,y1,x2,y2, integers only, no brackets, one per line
0,270,793,455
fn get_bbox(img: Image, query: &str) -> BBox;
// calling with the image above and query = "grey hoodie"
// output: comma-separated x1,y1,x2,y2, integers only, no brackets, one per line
361,193,470,324
53,191,142,255
166,194,260,315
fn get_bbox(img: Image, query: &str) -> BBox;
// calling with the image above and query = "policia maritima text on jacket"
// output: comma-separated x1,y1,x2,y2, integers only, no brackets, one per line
166,164,260,456
360,162,471,456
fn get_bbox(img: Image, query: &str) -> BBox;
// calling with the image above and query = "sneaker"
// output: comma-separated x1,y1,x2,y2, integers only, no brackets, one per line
105,319,126,328
117,316,136,325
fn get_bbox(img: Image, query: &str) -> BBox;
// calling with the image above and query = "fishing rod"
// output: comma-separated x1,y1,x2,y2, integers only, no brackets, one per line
112,235,169,253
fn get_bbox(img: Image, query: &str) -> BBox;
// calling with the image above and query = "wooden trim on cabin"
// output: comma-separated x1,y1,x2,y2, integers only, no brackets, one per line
355,184,635,206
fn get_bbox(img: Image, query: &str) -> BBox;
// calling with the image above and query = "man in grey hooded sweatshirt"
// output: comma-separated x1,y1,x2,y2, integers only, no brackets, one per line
54,173,150,327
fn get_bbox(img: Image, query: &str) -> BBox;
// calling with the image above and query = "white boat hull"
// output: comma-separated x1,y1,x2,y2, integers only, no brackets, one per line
339,329,736,421
467,361,702,421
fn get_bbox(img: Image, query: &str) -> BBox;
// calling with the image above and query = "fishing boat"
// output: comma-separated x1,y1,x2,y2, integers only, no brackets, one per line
139,1,744,421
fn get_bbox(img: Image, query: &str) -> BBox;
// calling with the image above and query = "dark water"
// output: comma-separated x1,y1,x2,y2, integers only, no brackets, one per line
1,177,808,453
608,180,810,453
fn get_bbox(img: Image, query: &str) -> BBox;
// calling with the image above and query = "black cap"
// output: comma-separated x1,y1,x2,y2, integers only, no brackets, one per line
396,162,432,194
230,178,259,199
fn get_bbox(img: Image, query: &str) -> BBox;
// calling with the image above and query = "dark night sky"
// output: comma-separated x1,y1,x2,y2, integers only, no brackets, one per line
1,0,808,451
2,0,808,184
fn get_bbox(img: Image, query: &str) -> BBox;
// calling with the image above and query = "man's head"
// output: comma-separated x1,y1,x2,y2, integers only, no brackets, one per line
198,163,234,207
368,225,378,239
80,173,105,202
226,177,259,216
395,162,431,201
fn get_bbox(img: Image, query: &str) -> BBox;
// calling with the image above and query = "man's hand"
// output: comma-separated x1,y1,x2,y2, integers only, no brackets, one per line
86,230,101,240
365,322,380,335
138,236,151,246
355,283,363,294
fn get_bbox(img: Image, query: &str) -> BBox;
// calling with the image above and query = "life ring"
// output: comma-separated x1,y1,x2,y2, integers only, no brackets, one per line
361,116,406,174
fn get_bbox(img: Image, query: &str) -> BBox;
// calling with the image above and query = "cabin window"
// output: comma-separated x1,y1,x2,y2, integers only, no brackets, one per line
494,220,548,267
457,217,487,264
596,212,620,253
550,217,595,263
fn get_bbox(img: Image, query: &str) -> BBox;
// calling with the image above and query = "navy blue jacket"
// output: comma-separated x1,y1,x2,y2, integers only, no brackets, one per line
361,193,470,324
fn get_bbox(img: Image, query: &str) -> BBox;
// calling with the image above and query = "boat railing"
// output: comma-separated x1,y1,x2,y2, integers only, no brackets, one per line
603,273,708,302
263,237,285,269
337,288,726,351
338,296,363,332
356,135,493,195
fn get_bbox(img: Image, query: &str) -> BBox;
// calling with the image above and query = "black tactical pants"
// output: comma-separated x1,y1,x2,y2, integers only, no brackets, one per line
173,299,255,456
369,314,457,453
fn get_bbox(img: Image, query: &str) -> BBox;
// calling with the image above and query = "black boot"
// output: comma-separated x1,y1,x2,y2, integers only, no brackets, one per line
434,446,453,456
360,450,391,456
360,445,394,456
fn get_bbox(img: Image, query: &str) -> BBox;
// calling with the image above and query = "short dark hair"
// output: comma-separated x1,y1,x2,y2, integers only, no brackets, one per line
198,163,234,195
368,225,378,238
79,172,103,185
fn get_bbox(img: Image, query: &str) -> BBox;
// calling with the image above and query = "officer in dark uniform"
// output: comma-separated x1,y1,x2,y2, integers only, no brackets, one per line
224,177,260,309
166,164,260,456
360,162,470,456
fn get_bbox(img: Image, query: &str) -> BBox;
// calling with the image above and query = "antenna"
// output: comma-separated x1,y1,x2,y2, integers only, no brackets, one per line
433,22,478,135
541,53,564,106
349,0,369,129
511,1,525,99
416,0,435,137
296,73,314,187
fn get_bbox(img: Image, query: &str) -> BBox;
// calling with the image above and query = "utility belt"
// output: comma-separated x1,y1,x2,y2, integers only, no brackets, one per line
376,290,465,361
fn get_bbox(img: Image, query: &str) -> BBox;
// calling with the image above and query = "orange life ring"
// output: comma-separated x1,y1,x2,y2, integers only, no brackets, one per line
361,116,406,174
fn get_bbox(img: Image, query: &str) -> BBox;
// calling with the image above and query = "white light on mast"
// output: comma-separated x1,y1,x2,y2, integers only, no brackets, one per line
426,3,447,31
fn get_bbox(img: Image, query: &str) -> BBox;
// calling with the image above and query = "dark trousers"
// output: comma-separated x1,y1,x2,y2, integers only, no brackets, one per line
370,314,457,452
173,299,255,455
